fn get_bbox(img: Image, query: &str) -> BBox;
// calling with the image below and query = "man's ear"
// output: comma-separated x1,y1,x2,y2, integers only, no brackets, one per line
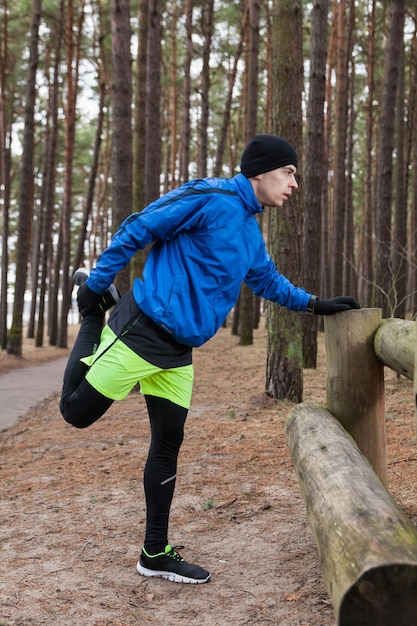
248,173,263,187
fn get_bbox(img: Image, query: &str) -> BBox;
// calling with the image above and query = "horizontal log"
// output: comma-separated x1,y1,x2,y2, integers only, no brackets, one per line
374,318,415,381
286,401,417,626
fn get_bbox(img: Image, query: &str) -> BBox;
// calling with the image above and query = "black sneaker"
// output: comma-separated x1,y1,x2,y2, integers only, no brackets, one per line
73,269,120,312
136,545,211,584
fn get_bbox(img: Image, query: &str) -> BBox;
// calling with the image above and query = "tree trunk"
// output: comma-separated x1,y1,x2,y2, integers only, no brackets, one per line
239,0,260,347
0,8,12,349
7,0,41,356
36,2,64,347
57,0,84,348
358,0,376,308
393,22,407,318
27,189,42,339
0,142,10,350
343,0,356,295
131,0,148,280
320,0,338,300
246,0,259,140
134,0,147,212
410,64,417,314
48,227,61,347
266,0,304,401
302,0,329,368
375,0,405,316
145,0,162,205
168,4,180,190
111,0,132,294
197,0,214,177
331,0,347,296
179,0,192,184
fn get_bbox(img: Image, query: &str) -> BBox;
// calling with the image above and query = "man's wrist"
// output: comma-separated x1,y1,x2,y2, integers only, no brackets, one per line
306,295,318,313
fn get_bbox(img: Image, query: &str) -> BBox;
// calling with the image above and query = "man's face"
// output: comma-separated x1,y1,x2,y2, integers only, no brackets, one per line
250,165,298,207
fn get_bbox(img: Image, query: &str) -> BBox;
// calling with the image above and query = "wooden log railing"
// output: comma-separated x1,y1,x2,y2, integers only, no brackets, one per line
374,318,414,381
373,316,416,432
285,309,417,626
286,403,417,626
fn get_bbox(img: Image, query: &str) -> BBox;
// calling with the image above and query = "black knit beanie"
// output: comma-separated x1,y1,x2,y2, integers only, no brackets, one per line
240,134,298,178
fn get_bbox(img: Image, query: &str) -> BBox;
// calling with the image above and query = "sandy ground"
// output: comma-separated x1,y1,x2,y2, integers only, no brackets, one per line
0,322,416,626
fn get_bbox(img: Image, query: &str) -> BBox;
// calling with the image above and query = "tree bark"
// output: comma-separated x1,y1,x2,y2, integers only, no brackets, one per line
238,0,260,347
179,0,193,184
331,0,348,296
7,0,41,356
393,20,407,318
302,0,329,368
405,31,417,316
266,0,304,401
130,0,148,280
134,0,147,212
36,0,64,348
375,0,405,316
145,0,162,205
168,4,180,190
320,0,338,300
111,0,132,294
197,0,214,178
342,0,356,295
0,4,12,349
57,0,84,348
358,0,376,308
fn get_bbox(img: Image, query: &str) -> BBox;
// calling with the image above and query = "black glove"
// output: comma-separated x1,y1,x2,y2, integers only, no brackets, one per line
313,296,360,315
77,283,104,317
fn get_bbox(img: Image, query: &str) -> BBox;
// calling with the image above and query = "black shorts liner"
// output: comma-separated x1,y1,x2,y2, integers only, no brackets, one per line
107,289,192,370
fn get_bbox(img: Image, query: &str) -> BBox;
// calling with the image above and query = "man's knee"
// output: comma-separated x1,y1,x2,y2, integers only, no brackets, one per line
59,381,114,429
60,397,90,428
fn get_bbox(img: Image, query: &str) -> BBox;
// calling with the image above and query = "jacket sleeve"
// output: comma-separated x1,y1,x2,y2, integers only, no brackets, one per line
87,183,210,294
86,212,153,293
244,242,312,312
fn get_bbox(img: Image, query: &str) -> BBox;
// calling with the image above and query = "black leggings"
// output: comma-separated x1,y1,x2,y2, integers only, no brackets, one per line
60,314,188,554
60,315,114,427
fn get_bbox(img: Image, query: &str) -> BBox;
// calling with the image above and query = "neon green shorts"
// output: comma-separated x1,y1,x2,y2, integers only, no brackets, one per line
82,326,194,409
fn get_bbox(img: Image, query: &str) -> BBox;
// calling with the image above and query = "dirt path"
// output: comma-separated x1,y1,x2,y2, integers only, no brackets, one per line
0,357,68,430
1,325,416,626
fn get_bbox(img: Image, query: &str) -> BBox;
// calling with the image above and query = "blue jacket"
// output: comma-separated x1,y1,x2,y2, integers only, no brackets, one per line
87,173,312,347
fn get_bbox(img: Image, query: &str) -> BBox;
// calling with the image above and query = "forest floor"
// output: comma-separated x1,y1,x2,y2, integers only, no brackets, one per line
1,321,416,626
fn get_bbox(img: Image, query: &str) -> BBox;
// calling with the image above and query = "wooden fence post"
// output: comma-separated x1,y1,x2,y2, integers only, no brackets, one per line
324,308,387,485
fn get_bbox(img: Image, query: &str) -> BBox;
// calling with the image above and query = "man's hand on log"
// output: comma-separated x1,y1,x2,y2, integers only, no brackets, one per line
313,296,361,315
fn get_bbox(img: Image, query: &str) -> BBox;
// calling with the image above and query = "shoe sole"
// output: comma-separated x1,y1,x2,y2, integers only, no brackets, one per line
136,561,211,584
